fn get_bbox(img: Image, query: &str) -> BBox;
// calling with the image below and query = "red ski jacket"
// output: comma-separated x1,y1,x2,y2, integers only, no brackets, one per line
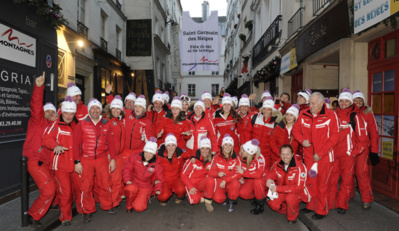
124,111,154,152
213,109,239,149
269,121,300,163
156,114,192,150
187,113,218,153
241,154,267,179
157,145,191,183
237,110,256,146
181,150,213,190
358,106,379,153
208,151,242,183
109,117,125,155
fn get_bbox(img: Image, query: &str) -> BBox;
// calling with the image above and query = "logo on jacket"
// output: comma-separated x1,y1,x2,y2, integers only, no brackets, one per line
301,172,306,178
113,121,117,126
148,167,154,173
129,115,133,119
230,126,234,131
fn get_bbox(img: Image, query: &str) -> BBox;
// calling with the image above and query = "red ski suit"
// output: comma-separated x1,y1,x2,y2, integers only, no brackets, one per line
213,109,240,154
266,156,311,221
292,105,339,215
239,154,267,200
330,105,369,210
205,151,242,203
148,108,166,146
123,153,164,212
156,114,192,150
205,104,219,119
354,106,378,203
42,117,78,221
187,112,218,153
181,150,213,204
269,121,300,165
124,111,155,154
73,116,116,214
236,110,255,146
156,145,190,202
24,84,55,221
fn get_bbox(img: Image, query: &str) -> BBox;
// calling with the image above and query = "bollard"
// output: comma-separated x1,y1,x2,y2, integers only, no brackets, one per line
21,156,29,227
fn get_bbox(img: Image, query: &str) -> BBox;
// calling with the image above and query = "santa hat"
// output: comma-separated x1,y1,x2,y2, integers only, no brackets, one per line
261,90,271,100
262,96,275,109
43,102,56,112
125,92,136,102
243,139,260,155
231,96,238,107
199,136,211,149
352,90,365,102
88,98,102,112
201,91,212,101
110,95,123,110
171,96,182,110
180,93,191,104
135,95,147,108
222,134,234,146
165,133,177,146
152,90,164,104
338,88,353,104
298,89,312,104
143,137,158,154
324,98,331,109
61,96,77,113
222,93,233,106
286,104,300,119
162,91,170,103
66,83,82,97
239,94,250,107
194,99,205,111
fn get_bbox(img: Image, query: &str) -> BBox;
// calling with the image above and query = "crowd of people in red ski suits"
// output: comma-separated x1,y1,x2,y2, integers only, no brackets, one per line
23,72,380,227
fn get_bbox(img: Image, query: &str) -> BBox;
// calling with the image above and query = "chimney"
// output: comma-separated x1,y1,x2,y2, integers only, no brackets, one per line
202,1,209,22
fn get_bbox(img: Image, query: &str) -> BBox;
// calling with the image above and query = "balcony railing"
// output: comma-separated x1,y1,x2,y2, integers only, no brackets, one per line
287,7,304,38
116,49,121,60
115,0,121,11
313,0,335,16
77,21,88,38
100,37,108,52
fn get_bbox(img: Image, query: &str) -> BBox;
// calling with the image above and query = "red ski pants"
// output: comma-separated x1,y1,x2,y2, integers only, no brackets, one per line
27,161,56,221
354,150,373,203
157,179,186,202
185,178,206,204
268,193,301,221
239,178,266,200
204,177,240,203
124,183,152,212
79,156,113,214
110,154,125,206
54,170,72,221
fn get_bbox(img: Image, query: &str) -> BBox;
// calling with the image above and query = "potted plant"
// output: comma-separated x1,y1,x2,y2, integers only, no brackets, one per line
245,20,253,31
239,33,246,42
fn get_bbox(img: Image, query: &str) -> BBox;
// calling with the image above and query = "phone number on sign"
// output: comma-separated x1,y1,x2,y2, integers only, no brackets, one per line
0,120,22,126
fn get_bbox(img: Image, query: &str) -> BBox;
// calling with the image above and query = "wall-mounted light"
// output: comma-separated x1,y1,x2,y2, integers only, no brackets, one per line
131,72,135,78
77,40,84,48
166,19,178,26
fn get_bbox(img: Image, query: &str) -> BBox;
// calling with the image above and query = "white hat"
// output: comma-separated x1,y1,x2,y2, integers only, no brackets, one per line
180,93,191,104
165,133,177,146
338,88,353,104
286,104,300,119
110,95,123,110
232,96,238,107
222,93,233,105
66,83,82,97
135,95,147,108
199,136,211,149
201,91,212,101
171,96,182,110
194,99,205,111
261,90,271,100
88,98,102,112
324,98,331,109
162,91,170,103
262,96,275,109
353,90,365,102
298,89,312,104
152,90,164,104
243,139,260,155
144,137,158,154
43,102,56,112
61,96,77,113
239,94,250,106
222,134,234,146
125,92,136,102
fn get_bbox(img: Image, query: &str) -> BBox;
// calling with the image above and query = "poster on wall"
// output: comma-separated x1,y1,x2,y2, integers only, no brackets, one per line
180,11,222,72
126,20,152,56
382,137,394,160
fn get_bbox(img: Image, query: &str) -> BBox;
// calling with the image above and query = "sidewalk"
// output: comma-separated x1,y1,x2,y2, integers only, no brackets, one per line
298,193,399,231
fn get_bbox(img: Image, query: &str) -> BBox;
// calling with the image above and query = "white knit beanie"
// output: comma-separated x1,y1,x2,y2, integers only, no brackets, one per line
194,99,205,111
125,92,136,102
286,104,300,119
262,96,275,109
199,136,211,149
135,95,147,108
162,91,170,103
66,83,82,97
222,134,234,146
165,133,177,146
261,90,271,100
110,95,124,110
61,96,77,113
298,89,312,104
144,137,158,154
352,90,365,102
338,88,353,104
201,91,212,101
88,98,102,112
152,90,164,104
243,139,260,155
222,93,233,106
239,94,250,107
43,102,56,112
171,96,182,110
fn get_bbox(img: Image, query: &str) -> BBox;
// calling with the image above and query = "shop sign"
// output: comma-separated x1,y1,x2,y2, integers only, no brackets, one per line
295,1,350,63
280,48,297,74
354,0,399,34
382,138,393,160
0,23,36,67
126,20,152,56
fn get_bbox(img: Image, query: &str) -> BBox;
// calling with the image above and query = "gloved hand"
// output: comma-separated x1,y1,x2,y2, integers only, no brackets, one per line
369,152,380,166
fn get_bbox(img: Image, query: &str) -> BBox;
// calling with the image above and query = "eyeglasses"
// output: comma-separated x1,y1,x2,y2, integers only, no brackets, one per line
181,95,191,102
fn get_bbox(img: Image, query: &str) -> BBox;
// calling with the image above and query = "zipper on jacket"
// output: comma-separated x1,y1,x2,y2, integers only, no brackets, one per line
119,122,122,154
130,122,136,150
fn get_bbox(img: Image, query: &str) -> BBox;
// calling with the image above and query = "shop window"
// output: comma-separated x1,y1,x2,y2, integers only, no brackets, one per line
58,49,66,87
212,84,219,96
188,84,196,96
385,38,395,58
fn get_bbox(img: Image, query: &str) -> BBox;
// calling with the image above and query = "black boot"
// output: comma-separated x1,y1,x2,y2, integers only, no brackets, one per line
228,200,235,212
250,199,265,215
